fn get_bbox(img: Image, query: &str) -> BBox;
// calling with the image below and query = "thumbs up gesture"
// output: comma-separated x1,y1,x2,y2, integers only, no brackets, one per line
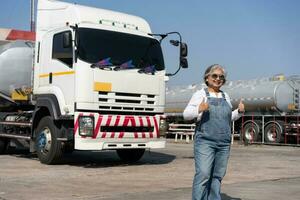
238,99,245,113
198,98,209,112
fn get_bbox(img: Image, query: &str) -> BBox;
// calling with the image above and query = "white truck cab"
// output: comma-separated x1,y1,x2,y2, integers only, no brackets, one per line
0,0,188,164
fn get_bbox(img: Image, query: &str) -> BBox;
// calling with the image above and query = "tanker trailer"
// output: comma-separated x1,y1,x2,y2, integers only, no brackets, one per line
0,40,34,111
0,40,35,154
165,75,300,144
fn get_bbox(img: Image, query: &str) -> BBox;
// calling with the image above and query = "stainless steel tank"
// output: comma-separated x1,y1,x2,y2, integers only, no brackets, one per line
223,78,299,113
0,41,33,97
166,76,300,115
165,83,201,114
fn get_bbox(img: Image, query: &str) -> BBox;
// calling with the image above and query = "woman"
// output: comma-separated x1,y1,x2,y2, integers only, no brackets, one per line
183,64,245,200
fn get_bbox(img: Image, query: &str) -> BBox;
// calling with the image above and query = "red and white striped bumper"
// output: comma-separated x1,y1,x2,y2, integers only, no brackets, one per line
74,112,166,150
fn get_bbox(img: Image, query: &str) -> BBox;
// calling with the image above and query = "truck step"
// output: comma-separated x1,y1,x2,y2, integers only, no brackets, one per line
0,133,31,140
0,121,32,127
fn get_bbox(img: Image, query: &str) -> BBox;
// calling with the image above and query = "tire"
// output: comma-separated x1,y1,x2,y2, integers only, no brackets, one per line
264,121,283,144
242,121,260,144
116,149,145,163
0,138,8,154
35,116,63,164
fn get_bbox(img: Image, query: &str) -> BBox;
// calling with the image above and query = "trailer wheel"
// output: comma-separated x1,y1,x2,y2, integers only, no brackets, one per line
116,149,145,163
0,138,8,154
264,121,283,143
242,121,260,144
35,116,63,164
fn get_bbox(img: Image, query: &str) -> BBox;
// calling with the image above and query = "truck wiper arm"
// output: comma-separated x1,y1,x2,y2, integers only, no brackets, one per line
91,63,114,69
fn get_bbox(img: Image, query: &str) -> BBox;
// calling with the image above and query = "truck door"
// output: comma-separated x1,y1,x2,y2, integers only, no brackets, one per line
38,29,75,112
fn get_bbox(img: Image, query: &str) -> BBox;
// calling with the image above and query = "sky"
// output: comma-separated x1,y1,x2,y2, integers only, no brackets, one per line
0,0,299,86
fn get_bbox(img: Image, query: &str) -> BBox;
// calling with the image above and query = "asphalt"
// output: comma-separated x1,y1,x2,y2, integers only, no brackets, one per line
98,177,300,200
0,140,299,200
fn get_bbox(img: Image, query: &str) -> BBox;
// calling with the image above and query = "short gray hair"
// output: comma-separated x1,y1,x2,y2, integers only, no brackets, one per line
203,64,227,85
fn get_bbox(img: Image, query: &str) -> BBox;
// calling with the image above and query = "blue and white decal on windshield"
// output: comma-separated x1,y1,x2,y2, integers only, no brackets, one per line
114,60,135,71
91,57,113,69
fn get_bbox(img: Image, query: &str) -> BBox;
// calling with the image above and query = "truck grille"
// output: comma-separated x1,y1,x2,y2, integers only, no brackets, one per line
98,92,157,112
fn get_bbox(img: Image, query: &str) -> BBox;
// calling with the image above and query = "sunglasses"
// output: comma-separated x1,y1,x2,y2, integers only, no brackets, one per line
210,73,225,81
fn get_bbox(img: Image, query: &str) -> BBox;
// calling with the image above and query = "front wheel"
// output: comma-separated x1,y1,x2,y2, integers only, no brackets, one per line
35,116,63,164
116,149,145,163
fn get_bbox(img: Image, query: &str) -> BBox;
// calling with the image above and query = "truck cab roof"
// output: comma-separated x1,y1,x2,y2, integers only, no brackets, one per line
37,0,152,37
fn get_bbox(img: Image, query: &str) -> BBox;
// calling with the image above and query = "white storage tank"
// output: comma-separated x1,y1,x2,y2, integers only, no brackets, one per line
0,41,33,96
166,77,300,115
0,41,34,110
224,78,298,113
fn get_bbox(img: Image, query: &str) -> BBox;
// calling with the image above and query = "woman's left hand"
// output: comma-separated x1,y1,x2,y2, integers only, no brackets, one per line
238,99,245,113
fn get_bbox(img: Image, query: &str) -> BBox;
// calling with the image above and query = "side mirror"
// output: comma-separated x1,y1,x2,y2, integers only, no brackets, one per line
63,32,72,48
180,43,188,57
180,57,188,68
155,31,189,76
180,43,188,68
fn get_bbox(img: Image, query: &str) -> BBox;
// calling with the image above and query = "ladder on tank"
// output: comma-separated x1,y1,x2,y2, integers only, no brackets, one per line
287,80,300,111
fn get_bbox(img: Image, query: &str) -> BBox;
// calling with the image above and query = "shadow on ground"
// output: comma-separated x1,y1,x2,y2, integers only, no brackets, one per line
5,148,176,168
221,193,241,200
62,150,176,167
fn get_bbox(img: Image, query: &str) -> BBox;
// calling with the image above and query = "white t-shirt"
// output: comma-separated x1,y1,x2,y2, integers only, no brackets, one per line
183,88,241,122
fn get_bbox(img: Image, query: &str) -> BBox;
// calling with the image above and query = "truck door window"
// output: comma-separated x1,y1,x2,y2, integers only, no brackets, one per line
52,31,73,67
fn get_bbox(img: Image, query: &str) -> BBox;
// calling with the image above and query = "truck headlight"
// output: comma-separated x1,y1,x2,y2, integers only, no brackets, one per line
79,116,94,137
159,116,167,137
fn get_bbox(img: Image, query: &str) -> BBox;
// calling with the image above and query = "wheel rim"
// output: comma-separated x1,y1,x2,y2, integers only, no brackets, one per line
266,128,277,142
37,127,52,155
245,127,256,141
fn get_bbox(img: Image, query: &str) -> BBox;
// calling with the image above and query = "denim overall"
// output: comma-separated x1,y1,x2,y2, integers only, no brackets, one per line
192,88,232,200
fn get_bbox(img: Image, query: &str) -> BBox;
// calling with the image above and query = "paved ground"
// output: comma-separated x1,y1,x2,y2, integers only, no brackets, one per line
0,140,300,200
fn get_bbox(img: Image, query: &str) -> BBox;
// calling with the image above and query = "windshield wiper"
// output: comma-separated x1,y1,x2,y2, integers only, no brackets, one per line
91,63,115,69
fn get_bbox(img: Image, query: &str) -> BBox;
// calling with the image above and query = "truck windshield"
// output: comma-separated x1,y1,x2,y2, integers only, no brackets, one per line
77,28,165,71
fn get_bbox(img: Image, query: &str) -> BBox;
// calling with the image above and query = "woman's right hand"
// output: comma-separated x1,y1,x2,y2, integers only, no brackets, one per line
198,98,209,112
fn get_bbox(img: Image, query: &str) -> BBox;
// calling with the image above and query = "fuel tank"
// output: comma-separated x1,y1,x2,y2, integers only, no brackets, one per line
166,76,300,115
0,41,34,109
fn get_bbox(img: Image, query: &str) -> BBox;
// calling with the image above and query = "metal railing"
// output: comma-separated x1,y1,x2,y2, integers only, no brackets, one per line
167,123,195,143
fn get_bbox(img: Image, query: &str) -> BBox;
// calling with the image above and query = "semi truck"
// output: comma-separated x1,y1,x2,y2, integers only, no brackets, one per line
0,0,188,164
165,75,300,144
